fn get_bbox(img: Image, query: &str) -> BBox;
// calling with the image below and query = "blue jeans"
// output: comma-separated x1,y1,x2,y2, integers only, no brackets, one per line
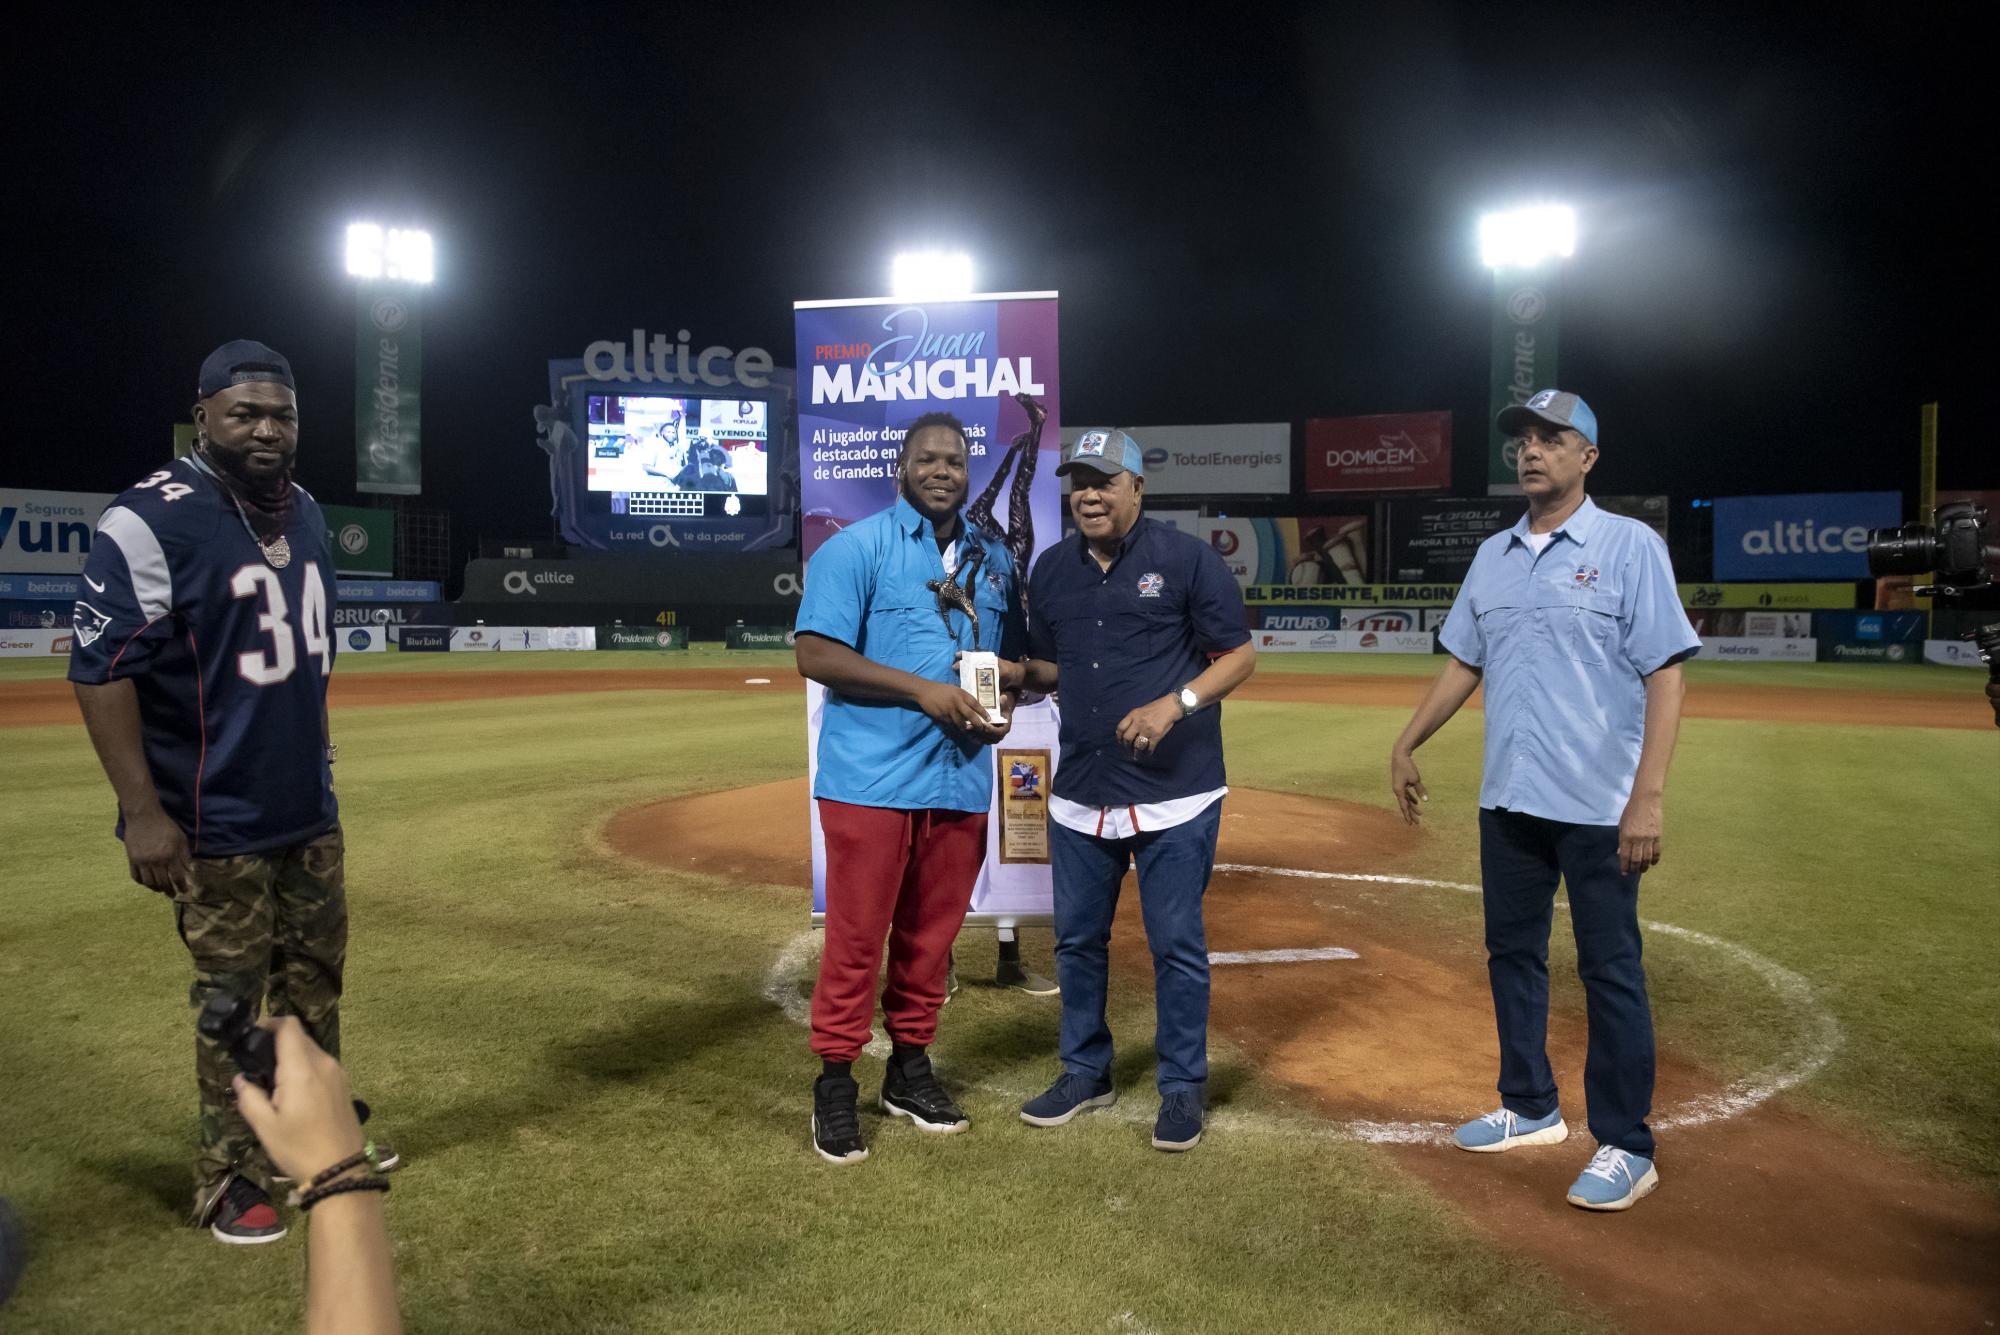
1479,807,1656,1157
1049,801,1221,1094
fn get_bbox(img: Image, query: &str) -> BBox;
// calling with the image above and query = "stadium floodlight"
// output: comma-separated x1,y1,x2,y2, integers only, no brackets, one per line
1479,204,1576,270
890,250,975,299
346,222,435,284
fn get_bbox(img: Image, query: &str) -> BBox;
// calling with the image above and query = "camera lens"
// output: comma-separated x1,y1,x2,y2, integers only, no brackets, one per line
1866,524,1940,576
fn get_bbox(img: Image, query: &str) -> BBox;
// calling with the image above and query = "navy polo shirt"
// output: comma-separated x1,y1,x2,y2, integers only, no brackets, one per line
1027,517,1250,805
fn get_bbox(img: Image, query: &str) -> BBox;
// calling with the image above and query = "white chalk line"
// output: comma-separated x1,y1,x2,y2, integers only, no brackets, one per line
1210,946,1359,965
763,865,1842,1144
1213,863,1844,1132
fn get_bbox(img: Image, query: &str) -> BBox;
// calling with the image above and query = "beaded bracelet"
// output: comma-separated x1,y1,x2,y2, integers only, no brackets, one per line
308,1151,371,1190
299,1175,390,1212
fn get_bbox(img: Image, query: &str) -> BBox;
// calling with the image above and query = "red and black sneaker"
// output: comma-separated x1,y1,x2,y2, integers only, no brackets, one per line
207,1175,287,1246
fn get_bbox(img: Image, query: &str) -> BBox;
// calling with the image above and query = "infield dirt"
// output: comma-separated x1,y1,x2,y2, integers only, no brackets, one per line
611,777,2000,1335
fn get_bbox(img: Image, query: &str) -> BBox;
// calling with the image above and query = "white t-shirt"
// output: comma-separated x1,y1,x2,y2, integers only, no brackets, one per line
1049,787,1227,838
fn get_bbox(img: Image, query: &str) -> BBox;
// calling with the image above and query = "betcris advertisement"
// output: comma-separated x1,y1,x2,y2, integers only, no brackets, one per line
1713,492,1900,580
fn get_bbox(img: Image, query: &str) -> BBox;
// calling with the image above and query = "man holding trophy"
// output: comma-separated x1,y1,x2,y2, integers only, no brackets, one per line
792,411,1024,1164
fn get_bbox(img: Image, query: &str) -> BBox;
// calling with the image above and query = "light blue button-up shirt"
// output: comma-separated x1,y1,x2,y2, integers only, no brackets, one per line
799,496,1023,812
1438,497,1700,826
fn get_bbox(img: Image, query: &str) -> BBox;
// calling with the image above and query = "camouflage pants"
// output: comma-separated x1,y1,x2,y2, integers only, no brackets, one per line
172,825,346,1215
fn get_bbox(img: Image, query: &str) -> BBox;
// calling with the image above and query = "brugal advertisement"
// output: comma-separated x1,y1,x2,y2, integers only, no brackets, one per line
793,292,1064,923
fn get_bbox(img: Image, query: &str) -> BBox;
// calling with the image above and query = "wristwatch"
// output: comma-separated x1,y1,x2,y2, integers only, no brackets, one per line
1177,686,1200,717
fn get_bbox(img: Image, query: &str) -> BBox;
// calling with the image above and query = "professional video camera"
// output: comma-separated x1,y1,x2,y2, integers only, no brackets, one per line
1868,499,2000,721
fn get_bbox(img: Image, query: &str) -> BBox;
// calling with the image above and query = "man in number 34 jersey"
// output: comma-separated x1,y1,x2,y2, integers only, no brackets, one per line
69,340,392,1246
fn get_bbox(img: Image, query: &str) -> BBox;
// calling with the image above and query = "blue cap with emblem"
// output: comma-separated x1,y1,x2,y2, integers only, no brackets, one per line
1058,428,1146,479
198,340,295,400
1497,389,1597,447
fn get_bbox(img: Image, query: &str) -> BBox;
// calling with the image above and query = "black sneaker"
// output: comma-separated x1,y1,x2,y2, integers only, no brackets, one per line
880,1049,970,1134
812,1073,869,1165
206,1175,288,1245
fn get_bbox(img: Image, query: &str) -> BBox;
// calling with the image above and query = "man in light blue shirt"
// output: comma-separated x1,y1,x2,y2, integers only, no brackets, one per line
1389,389,1699,1211
794,412,1023,1165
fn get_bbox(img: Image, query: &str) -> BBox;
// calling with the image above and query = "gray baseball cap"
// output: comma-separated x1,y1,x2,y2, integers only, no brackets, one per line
1496,388,1597,446
1058,428,1145,478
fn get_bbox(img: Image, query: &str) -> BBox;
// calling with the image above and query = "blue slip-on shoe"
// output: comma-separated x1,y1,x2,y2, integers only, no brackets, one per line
1453,1105,1570,1153
1020,1071,1116,1127
1150,1090,1204,1152
1566,1145,1659,1210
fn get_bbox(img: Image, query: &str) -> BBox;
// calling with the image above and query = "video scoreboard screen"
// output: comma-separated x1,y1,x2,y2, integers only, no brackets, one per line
585,393,770,518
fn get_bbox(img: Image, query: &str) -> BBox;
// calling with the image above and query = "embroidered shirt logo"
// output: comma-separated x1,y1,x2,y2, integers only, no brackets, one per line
1137,572,1165,597
1571,564,1601,590
72,601,111,648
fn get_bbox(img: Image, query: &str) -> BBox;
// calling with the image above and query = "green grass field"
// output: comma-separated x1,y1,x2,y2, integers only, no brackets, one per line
1,649,1994,1333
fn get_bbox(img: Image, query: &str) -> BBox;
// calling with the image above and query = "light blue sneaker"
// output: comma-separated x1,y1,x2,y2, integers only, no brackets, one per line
1453,1105,1569,1153
1566,1145,1659,1210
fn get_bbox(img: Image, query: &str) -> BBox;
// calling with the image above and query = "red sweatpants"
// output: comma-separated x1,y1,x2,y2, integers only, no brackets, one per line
811,799,987,1062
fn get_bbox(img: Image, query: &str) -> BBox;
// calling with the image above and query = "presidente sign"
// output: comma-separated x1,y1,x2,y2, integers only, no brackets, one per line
0,488,114,574
354,288,421,496
1712,491,1900,580
1305,411,1451,493
1066,423,1290,496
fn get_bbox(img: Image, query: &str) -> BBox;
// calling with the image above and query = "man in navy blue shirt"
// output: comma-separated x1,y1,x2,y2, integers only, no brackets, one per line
793,412,1024,1165
71,341,391,1245
1389,390,1698,1211
1001,429,1256,1152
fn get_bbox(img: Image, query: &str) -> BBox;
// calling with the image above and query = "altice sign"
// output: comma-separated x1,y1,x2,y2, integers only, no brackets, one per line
1712,491,1901,581
583,328,774,388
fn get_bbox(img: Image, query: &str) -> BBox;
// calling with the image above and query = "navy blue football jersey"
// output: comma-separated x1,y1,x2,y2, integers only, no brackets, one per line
68,457,340,855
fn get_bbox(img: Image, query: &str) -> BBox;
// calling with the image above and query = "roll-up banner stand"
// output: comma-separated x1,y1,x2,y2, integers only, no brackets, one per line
794,291,1063,926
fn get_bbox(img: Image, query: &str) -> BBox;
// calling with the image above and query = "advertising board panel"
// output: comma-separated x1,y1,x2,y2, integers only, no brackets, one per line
1712,492,1900,581
1304,411,1450,493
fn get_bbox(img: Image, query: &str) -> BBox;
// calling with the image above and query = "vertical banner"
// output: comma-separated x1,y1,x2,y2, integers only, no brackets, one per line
794,291,1064,921
1487,265,1561,494
355,286,422,495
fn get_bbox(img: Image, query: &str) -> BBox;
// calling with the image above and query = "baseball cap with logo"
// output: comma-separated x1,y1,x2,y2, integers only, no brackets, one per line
1057,428,1146,479
198,340,295,400
1496,389,1597,446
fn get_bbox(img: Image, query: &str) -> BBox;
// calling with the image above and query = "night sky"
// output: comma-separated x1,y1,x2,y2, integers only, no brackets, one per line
21,4,1984,568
